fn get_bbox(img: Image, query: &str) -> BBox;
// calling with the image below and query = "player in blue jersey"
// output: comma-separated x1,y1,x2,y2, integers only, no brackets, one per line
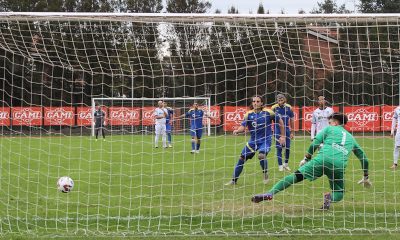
182,102,209,154
225,96,286,185
164,102,174,148
271,94,295,172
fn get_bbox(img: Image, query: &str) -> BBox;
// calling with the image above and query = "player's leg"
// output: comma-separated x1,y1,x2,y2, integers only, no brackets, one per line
322,165,345,210
252,170,304,203
225,142,255,185
166,124,172,147
258,141,271,184
154,124,160,148
190,129,196,153
95,127,99,140
252,157,323,203
161,125,167,148
284,137,291,171
392,134,400,169
101,127,105,140
195,129,203,152
275,137,284,171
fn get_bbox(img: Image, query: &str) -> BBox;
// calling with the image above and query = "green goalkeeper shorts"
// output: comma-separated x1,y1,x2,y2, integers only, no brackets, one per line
298,156,345,192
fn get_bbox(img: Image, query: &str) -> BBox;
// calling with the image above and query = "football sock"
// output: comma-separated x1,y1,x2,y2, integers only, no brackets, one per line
196,143,200,150
191,141,195,150
233,159,245,182
276,147,283,166
269,173,302,195
259,159,268,172
285,149,290,164
394,147,399,165
167,133,172,144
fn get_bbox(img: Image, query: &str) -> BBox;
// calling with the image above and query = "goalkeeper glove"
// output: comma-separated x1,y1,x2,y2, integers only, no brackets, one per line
299,157,308,167
357,175,372,188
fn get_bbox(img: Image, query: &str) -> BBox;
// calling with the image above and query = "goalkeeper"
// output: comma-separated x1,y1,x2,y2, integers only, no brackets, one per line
251,112,371,210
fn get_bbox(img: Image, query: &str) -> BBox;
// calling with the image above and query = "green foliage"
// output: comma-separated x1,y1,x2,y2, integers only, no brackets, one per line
359,0,400,13
310,0,351,13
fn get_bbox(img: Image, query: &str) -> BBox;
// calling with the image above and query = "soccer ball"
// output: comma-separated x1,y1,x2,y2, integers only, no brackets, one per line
57,176,74,193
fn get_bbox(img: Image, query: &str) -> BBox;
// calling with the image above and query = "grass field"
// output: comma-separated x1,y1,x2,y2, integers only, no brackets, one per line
0,133,399,237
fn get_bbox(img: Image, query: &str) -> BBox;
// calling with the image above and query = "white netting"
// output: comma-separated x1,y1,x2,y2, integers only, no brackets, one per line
0,13,399,237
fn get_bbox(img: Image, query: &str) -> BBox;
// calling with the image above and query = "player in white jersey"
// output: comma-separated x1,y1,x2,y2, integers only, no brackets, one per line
154,100,168,148
390,106,400,169
310,96,334,141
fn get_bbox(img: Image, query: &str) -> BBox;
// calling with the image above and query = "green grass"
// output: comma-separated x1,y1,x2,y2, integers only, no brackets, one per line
0,134,399,237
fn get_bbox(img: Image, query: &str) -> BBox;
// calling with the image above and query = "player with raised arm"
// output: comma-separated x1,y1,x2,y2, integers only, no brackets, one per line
251,112,372,210
390,106,400,169
164,102,174,148
225,96,286,185
93,105,106,141
271,94,294,172
154,100,168,148
311,96,334,141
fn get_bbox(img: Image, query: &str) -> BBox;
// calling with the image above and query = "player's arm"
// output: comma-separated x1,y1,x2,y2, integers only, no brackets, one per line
289,108,295,139
391,110,398,137
233,114,248,135
154,110,165,119
353,141,372,187
300,127,327,166
277,118,286,145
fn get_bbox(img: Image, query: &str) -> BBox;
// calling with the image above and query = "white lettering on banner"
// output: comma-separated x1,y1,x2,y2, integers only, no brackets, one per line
305,113,313,121
208,110,218,118
13,109,41,124
383,111,393,121
0,112,9,119
79,110,92,119
226,109,247,123
111,110,138,120
46,109,73,119
143,111,154,119
347,108,378,127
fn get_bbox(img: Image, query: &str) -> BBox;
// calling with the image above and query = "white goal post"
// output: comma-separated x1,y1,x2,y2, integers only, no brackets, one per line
91,97,212,137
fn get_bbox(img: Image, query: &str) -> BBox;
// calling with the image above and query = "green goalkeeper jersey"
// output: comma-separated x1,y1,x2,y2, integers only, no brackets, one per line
307,125,369,174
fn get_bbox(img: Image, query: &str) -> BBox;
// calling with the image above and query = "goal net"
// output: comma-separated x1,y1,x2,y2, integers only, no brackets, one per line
0,12,399,237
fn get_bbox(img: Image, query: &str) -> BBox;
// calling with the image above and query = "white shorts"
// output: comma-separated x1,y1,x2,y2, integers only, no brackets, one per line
155,124,166,135
395,133,400,147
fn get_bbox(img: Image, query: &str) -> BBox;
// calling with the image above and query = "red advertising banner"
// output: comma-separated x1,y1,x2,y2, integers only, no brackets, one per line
109,107,140,126
199,105,221,125
141,107,156,126
12,107,42,126
223,106,248,131
302,106,339,130
0,107,10,126
76,107,93,126
44,107,75,126
381,105,396,131
292,106,300,131
344,106,380,132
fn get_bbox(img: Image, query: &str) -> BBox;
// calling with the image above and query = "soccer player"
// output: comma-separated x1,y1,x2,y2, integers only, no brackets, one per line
182,102,209,154
225,96,286,185
251,112,372,210
164,102,174,148
390,106,400,169
93,105,106,141
154,100,168,148
271,94,294,171
311,95,334,141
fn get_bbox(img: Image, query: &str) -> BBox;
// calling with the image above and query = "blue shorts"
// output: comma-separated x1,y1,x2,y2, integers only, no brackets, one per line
166,124,172,133
240,139,271,160
190,129,203,139
275,135,291,148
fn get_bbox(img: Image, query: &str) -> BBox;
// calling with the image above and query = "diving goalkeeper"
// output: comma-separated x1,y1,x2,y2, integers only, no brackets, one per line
251,112,372,210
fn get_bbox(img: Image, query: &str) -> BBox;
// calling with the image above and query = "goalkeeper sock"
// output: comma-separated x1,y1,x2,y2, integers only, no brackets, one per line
394,147,399,165
276,147,283,166
233,159,245,182
269,173,302,195
284,148,290,164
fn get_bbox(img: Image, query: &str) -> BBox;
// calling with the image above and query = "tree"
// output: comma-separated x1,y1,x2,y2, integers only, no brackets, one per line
310,0,351,13
257,3,265,14
359,0,400,13
166,0,211,13
228,6,239,14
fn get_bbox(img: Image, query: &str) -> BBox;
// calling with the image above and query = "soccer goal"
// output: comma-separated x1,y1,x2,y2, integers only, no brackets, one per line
0,12,400,237
91,97,212,136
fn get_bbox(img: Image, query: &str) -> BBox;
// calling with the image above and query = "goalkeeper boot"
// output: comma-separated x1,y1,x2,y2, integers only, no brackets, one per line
225,180,237,186
278,165,284,172
320,192,331,210
251,193,273,203
283,164,291,172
